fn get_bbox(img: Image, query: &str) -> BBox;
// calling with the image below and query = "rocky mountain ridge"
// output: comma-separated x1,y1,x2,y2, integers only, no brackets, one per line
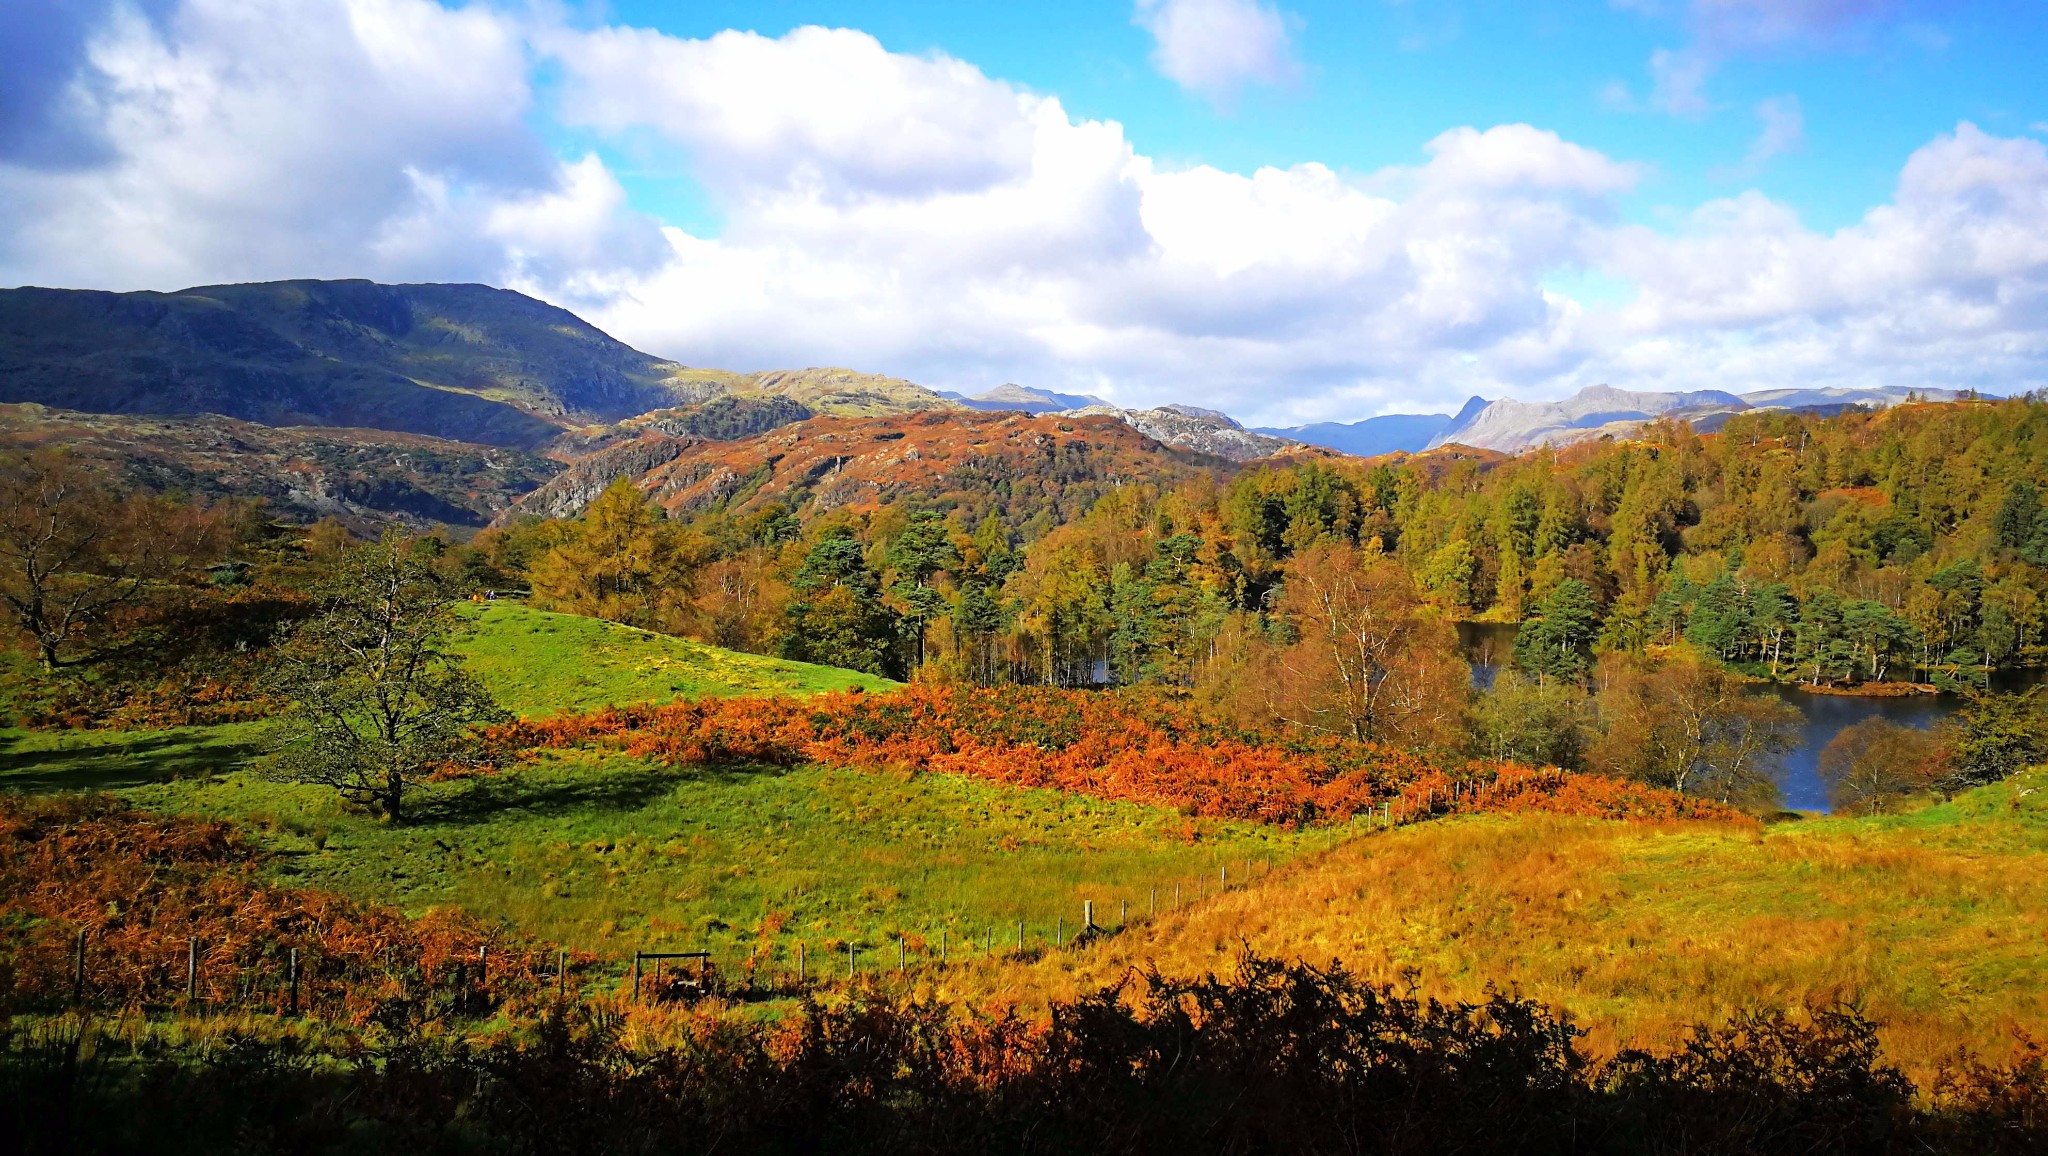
1060,403,1306,463
1425,384,1967,453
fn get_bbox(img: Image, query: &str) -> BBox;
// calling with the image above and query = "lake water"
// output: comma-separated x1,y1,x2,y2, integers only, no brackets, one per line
1452,622,2038,813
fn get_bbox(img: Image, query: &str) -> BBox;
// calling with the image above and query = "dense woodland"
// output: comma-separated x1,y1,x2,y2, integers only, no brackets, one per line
476,397,2048,690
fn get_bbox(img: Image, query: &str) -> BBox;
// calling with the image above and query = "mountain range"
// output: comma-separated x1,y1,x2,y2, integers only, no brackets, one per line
0,280,954,449
0,277,1978,524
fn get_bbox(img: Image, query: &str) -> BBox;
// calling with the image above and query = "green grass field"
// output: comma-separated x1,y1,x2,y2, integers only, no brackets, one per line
103,750,1332,964
2,603,1328,967
449,600,896,715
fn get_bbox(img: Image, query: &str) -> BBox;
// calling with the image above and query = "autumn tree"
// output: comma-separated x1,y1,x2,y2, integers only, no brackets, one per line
266,531,507,823
1010,541,1113,687
1256,540,1469,749
0,450,228,670
1818,718,1939,814
528,478,710,631
1588,655,1800,807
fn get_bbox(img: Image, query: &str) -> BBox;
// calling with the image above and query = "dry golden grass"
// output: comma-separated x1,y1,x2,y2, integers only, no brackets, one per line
936,768,2048,1080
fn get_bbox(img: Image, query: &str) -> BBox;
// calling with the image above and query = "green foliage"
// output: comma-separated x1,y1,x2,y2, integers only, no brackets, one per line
1110,535,1229,686
1513,580,1601,682
1942,689,2048,792
1470,670,1590,769
264,532,507,822
782,528,904,677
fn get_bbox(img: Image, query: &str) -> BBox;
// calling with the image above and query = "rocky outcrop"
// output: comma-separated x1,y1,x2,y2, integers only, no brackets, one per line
514,434,701,520
1063,404,1305,463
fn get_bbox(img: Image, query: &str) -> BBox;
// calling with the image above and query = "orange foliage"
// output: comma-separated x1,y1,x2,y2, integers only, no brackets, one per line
490,686,1740,827
0,795,571,1020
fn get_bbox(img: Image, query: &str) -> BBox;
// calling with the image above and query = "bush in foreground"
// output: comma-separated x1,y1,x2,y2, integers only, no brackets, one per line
5,952,2044,1155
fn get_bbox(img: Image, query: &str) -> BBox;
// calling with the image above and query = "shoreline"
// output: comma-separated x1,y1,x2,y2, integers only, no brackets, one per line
1787,681,1940,698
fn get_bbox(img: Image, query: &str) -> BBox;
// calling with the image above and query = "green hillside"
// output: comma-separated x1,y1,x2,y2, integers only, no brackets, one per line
449,600,896,715
0,280,727,447
0,282,966,459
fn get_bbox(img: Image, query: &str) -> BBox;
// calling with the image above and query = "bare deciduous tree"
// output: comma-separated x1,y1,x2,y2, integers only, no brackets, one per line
0,450,226,670
1215,541,1469,750
1590,654,1801,808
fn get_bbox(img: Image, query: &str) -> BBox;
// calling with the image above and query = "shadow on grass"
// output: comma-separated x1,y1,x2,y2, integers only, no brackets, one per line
410,759,795,827
0,731,264,793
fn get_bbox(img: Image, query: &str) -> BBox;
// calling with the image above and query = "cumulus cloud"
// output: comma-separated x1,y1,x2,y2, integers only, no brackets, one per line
1132,0,1301,104
0,0,663,290
1,0,2044,427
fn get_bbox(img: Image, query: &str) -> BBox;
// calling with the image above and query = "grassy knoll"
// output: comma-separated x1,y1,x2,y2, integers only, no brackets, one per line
448,600,897,716
0,602,893,790
982,766,2048,1076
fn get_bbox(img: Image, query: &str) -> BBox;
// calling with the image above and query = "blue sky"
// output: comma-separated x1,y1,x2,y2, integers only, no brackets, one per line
579,1,2044,234
3,0,2046,423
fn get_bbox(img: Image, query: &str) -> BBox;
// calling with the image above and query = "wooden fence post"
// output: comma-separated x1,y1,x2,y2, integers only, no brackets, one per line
1120,899,1127,925
1017,921,1024,953
848,942,856,977
186,937,198,1003
941,930,948,964
632,952,642,1002
1084,900,1094,930
797,942,806,985
288,948,299,1015
897,936,905,973
556,950,566,999
1150,887,1157,917
73,929,86,1004
1057,916,1063,947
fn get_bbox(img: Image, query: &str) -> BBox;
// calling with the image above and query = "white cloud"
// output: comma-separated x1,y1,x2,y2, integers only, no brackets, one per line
1711,94,1805,179
2,1,2045,428
1132,0,1301,104
1647,47,1714,116
0,0,661,290
1624,0,1904,118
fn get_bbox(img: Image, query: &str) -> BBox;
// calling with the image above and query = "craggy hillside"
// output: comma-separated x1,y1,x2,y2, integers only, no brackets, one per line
0,402,558,527
516,409,1246,527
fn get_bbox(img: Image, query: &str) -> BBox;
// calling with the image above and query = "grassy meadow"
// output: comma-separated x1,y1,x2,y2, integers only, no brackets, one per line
2,602,1327,971
974,767,2048,1076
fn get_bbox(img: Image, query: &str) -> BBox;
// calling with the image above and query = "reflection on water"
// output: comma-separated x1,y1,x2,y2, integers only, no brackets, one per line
1453,622,2041,813
1755,684,1951,811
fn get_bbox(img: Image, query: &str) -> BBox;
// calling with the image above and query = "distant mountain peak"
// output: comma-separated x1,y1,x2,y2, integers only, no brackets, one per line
1426,382,1964,453
941,383,1108,413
